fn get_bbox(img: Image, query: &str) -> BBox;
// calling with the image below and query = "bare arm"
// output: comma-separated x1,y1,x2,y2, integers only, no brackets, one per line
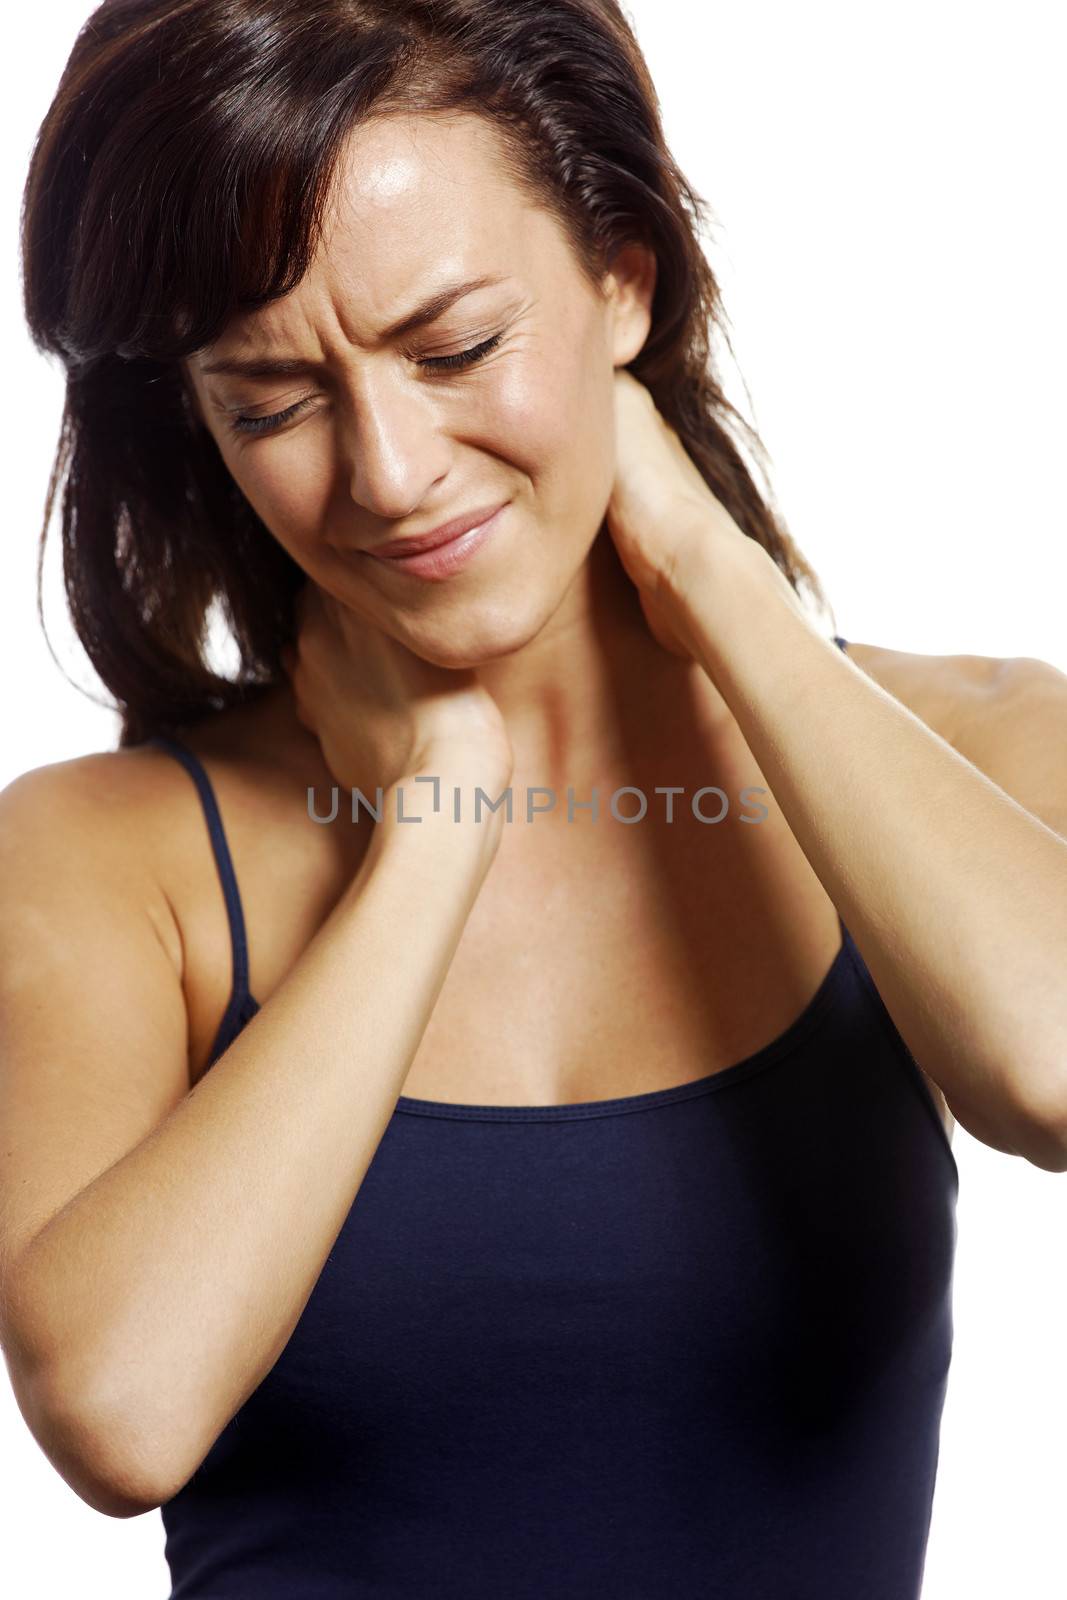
0,757,505,1516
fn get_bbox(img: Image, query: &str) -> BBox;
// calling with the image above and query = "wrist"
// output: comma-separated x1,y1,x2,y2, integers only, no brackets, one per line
659,519,775,659
371,770,510,867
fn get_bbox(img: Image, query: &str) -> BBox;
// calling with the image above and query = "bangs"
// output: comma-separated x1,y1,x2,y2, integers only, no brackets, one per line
29,4,460,367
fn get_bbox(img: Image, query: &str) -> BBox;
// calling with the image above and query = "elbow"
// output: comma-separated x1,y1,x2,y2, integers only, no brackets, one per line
1017,1126,1067,1174
1,1256,191,1514
9,1354,180,1517
1031,1120,1067,1175
1011,1065,1067,1173
954,1055,1067,1172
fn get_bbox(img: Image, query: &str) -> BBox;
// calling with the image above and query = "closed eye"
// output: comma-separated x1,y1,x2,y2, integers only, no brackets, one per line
229,332,506,437
418,330,504,373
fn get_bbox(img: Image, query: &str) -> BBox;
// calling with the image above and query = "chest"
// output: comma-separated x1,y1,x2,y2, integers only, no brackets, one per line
395,807,846,1106
180,750,846,1107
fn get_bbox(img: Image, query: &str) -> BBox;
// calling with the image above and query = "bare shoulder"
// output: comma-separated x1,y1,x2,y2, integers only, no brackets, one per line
0,744,183,885
845,640,1067,836
0,744,201,989
2,681,319,949
841,639,1014,746
0,689,287,979
1,692,370,1086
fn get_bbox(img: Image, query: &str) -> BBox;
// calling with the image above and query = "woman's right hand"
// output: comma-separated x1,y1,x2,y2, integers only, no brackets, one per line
281,581,514,804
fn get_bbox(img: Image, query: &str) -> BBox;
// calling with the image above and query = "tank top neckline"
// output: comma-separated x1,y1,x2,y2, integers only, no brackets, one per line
220,915,856,1121
213,910,855,1121
390,915,855,1121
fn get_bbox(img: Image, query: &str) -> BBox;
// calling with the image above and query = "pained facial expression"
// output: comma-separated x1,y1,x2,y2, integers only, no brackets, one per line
184,111,654,667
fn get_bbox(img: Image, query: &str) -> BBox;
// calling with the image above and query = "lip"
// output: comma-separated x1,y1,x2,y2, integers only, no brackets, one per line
367,500,510,558
364,502,508,582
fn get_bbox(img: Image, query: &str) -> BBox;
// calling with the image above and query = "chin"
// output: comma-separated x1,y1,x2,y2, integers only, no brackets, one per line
398,597,550,669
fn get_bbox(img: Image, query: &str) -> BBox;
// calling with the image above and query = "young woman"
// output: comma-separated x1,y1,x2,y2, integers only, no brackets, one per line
3,2,1065,1596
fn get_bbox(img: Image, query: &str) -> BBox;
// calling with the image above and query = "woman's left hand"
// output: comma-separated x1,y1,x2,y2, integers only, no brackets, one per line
602,368,757,658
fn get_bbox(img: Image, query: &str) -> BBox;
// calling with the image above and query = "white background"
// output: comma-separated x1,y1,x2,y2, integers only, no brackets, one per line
2,2,1064,1595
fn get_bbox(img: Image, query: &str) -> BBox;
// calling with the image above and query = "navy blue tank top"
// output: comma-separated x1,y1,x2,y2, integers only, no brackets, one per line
145,635,958,1599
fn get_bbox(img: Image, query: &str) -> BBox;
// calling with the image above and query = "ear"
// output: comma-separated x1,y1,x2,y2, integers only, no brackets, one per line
602,243,657,367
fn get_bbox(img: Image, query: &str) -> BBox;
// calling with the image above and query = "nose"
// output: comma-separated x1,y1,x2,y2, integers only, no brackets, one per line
339,370,452,520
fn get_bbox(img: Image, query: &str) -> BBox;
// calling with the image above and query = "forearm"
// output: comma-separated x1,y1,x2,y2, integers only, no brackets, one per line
8,788,498,1505
669,533,1067,1166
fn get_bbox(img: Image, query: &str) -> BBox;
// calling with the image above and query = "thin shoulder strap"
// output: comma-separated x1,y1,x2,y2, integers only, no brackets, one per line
145,733,251,1007
832,635,849,654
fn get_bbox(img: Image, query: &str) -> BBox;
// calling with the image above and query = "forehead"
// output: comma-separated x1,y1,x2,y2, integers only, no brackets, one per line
328,111,523,252
219,113,544,353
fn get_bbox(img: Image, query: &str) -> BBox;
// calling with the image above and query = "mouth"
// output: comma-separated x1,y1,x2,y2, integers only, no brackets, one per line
367,500,510,559
362,502,509,582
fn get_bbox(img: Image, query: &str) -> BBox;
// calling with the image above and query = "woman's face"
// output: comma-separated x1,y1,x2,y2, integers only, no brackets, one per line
183,111,654,667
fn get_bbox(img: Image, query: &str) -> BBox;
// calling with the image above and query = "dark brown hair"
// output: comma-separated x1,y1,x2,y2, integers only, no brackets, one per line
21,0,833,748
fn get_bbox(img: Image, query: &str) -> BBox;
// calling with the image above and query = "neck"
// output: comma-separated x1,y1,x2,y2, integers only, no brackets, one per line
467,524,729,801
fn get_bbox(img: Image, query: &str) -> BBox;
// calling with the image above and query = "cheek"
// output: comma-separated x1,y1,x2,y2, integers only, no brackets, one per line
223,440,333,545
487,337,614,497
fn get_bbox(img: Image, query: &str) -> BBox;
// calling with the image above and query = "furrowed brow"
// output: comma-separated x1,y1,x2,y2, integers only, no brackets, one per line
199,273,510,380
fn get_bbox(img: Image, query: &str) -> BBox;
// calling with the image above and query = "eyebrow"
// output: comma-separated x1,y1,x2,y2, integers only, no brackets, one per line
198,273,510,380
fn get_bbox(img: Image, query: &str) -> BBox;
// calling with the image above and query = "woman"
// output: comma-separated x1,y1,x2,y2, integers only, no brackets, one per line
2,1,1065,1596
